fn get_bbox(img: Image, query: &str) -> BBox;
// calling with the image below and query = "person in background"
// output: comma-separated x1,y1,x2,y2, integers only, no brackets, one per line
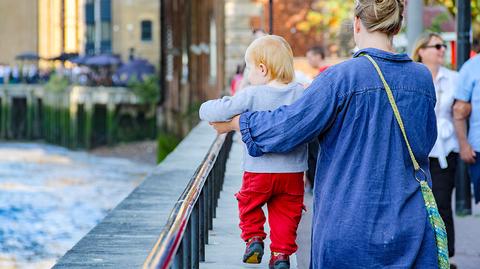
412,32,459,268
306,46,329,75
11,65,20,84
453,51,480,207
0,64,4,85
230,63,245,96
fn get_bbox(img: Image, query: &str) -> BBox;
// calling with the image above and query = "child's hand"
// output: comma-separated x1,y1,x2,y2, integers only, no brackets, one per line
210,115,240,134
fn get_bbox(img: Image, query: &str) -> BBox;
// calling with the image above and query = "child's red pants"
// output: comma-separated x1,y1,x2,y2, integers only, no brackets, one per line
235,171,304,255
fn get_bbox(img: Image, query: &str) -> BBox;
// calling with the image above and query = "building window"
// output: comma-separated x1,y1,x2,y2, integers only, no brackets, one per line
141,20,152,41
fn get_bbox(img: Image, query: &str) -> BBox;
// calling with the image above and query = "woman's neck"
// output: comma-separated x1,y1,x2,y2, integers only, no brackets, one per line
357,32,395,53
267,80,289,88
424,63,440,80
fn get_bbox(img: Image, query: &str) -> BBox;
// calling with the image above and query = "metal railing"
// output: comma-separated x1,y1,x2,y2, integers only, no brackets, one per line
143,131,233,269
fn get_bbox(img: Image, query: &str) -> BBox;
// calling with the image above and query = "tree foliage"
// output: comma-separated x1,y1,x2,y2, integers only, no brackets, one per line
295,0,354,38
425,0,480,35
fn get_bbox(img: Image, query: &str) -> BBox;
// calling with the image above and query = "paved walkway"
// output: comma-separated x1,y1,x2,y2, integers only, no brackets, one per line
201,133,480,268
452,198,480,268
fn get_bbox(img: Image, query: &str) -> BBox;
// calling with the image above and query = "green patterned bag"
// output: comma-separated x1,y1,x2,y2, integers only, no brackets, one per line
363,54,449,269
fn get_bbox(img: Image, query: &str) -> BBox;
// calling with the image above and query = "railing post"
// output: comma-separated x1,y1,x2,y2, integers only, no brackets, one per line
208,175,214,227
172,240,183,269
191,203,200,268
182,220,191,269
199,190,206,260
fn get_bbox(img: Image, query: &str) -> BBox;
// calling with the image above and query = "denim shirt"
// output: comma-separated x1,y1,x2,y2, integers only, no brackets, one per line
239,48,439,268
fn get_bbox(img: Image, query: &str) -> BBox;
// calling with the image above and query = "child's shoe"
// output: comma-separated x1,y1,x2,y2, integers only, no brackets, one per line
242,236,264,264
269,252,290,269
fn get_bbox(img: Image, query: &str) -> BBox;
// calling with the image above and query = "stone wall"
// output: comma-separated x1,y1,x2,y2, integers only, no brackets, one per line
0,0,38,65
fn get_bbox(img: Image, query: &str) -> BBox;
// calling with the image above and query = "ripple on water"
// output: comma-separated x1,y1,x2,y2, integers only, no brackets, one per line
0,142,154,268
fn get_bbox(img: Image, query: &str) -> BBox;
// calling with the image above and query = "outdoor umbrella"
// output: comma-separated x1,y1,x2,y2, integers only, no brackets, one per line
114,58,155,85
49,52,79,62
84,54,121,66
15,52,41,61
68,55,90,65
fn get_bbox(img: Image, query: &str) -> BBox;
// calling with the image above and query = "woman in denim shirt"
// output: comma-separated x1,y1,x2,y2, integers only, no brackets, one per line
211,0,439,268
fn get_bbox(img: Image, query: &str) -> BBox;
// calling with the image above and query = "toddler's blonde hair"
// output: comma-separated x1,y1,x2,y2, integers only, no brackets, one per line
245,35,294,84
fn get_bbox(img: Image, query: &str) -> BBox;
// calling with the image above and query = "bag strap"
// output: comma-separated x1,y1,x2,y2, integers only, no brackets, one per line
362,54,420,172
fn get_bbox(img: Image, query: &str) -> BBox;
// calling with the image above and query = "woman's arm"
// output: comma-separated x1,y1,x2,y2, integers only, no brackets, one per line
238,78,339,157
199,88,253,122
454,62,476,163
453,100,476,163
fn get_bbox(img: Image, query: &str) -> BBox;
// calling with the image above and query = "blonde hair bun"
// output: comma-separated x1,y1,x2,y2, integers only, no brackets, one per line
355,0,404,36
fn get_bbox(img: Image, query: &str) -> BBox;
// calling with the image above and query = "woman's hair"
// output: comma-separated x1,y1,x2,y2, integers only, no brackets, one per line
245,35,294,84
354,0,404,37
411,32,443,62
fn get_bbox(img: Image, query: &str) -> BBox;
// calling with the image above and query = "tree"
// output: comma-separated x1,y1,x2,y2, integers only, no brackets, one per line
295,0,355,55
425,0,480,36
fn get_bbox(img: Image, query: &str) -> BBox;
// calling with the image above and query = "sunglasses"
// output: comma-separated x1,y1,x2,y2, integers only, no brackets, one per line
424,44,447,50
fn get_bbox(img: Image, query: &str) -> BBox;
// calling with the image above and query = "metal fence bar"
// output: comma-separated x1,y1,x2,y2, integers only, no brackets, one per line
182,220,191,269
198,191,205,261
209,175,215,224
143,132,233,269
191,203,200,268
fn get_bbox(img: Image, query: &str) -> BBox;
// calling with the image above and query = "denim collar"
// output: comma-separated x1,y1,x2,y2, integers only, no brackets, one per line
353,48,412,62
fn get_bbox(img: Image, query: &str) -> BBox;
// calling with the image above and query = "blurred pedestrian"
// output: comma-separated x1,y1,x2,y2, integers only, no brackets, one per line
11,65,20,84
412,32,459,266
306,46,329,75
453,52,480,205
230,64,245,96
210,0,450,268
0,64,4,85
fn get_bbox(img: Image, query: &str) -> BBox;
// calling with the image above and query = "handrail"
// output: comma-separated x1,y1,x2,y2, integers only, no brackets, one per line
143,132,233,269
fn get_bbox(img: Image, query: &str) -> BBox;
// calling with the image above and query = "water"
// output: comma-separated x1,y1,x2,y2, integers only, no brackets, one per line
0,142,154,268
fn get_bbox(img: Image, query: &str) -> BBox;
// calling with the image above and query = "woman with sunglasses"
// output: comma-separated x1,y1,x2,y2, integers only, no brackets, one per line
412,32,459,268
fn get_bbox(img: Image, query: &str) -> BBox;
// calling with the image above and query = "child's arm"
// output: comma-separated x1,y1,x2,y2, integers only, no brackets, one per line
199,88,253,122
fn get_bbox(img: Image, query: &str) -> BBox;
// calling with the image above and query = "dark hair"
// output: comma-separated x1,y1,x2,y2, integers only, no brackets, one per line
252,28,266,35
307,46,326,59
473,38,480,53
236,63,246,74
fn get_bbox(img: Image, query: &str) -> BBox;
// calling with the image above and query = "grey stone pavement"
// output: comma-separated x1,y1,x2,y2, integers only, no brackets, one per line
452,197,480,269
201,133,480,268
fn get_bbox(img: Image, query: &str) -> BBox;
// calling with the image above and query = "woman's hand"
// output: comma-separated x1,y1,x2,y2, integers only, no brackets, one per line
210,115,241,134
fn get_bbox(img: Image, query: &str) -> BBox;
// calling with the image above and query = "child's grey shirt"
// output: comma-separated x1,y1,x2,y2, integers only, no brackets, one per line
199,82,308,173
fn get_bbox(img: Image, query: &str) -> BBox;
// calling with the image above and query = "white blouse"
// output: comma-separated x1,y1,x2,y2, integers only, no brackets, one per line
429,66,459,168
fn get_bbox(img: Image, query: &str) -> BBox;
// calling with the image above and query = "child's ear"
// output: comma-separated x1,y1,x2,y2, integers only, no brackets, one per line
259,63,267,76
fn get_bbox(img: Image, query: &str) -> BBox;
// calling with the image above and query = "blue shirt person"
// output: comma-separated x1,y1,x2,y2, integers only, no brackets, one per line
209,1,441,267
454,54,480,203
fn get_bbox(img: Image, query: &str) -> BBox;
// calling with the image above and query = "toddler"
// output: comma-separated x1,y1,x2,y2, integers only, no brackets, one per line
199,35,307,269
